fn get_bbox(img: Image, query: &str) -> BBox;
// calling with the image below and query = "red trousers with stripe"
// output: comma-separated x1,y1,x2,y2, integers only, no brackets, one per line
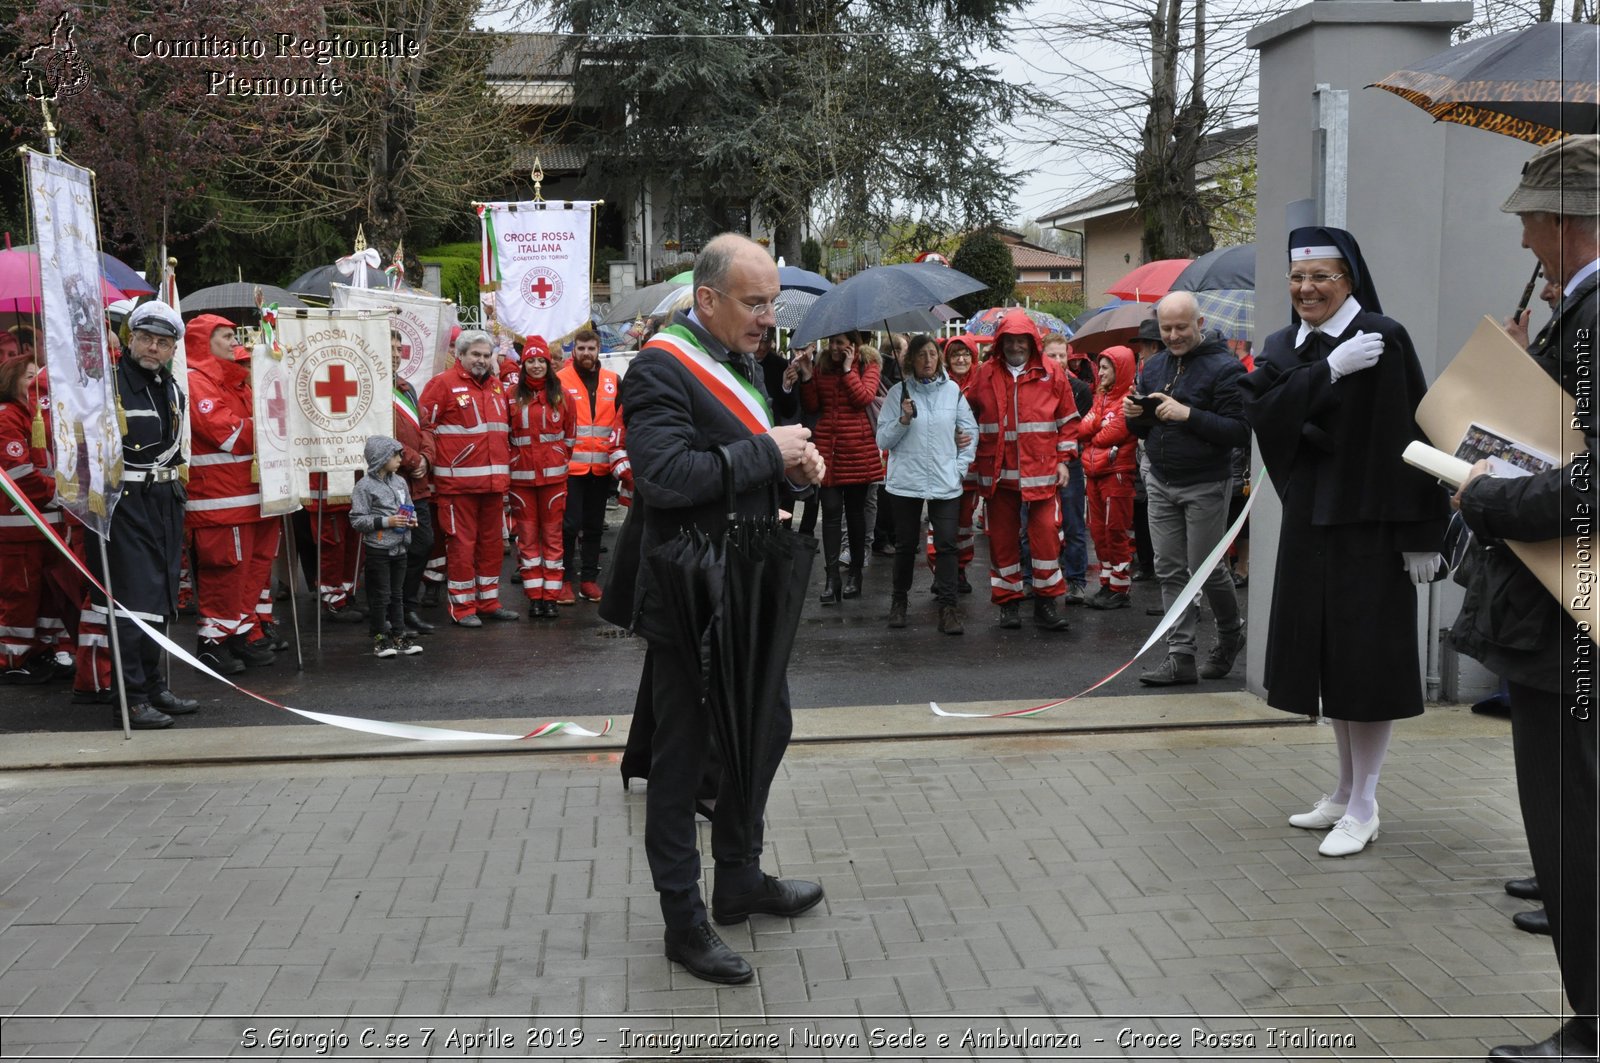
1086,473,1135,594
0,542,46,666
193,519,278,642
985,488,1064,603
509,484,567,602
438,493,505,620
313,506,360,611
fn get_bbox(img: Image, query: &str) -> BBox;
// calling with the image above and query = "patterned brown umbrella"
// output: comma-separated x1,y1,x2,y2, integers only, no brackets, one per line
1371,22,1599,145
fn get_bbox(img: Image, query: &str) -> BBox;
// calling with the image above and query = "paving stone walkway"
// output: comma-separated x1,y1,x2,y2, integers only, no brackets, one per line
0,710,1567,1060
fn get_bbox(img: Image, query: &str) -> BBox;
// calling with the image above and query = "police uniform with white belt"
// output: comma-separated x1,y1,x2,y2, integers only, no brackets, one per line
90,301,192,728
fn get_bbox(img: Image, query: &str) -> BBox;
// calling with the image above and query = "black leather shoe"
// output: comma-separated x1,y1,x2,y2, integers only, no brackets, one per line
1512,908,1552,935
147,689,198,715
404,611,435,634
997,602,1021,629
118,703,173,730
1032,597,1071,631
454,614,483,628
1487,1021,1598,1061
1505,877,1540,900
663,923,753,984
712,875,825,925
71,689,114,705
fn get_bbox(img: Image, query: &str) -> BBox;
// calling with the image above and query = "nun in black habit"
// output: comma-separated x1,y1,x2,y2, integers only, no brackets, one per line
1240,226,1449,858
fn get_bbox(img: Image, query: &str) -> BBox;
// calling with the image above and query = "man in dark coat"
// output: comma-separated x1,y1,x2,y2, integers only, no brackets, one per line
611,233,826,985
93,301,193,729
1124,292,1249,683
1456,135,1599,1063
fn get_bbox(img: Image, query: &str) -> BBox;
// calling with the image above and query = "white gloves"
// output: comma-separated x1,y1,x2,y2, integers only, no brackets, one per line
1402,551,1442,585
1326,330,1384,381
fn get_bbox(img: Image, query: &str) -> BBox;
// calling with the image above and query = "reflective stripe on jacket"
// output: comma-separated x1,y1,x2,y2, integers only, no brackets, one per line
557,363,622,477
419,363,511,495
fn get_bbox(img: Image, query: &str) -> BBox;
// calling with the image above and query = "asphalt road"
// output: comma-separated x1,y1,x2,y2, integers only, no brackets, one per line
2,516,1248,733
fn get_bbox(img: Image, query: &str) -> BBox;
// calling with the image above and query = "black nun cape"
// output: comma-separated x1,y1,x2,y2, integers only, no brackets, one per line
1240,227,1449,720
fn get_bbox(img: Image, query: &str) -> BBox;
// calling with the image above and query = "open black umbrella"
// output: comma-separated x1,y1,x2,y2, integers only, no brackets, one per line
182,282,307,316
1371,22,1599,144
793,262,985,345
288,263,390,299
1172,244,1255,292
621,449,815,835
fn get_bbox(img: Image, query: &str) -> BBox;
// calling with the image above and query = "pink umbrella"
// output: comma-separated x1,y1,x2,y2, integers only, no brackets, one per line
1105,258,1193,302
0,248,125,314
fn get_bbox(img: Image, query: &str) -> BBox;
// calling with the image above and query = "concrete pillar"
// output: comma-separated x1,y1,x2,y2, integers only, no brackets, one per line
1246,2,1540,703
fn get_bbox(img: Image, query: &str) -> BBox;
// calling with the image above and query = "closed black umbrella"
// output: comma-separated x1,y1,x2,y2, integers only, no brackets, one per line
1172,244,1255,292
619,449,815,836
1371,22,1600,144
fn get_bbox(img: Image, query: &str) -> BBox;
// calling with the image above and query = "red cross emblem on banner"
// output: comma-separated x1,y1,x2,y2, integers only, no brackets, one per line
522,266,563,310
315,362,359,414
266,377,288,438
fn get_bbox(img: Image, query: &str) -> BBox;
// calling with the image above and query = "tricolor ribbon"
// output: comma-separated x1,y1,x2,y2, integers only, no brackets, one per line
477,204,503,290
0,466,610,742
932,481,1259,720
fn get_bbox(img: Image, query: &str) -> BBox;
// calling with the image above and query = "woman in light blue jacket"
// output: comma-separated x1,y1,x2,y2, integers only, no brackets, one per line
876,334,978,634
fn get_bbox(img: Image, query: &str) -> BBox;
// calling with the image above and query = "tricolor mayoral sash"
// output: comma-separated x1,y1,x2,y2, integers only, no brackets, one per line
643,324,772,435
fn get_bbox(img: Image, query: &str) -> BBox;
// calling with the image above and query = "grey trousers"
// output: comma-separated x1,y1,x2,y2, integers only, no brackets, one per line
1146,472,1240,657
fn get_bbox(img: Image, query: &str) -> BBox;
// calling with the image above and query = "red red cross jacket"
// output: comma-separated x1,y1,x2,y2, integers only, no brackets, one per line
966,309,1080,501
508,389,572,488
419,362,511,495
0,397,56,544
185,316,260,526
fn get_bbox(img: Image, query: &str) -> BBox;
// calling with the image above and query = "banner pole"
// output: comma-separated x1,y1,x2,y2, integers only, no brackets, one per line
97,536,132,738
316,504,324,653
282,514,305,671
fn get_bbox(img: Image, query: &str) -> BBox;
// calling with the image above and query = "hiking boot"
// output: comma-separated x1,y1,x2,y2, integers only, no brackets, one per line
1139,654,1198,686
196,639,245,676
1033,597,1071,631
887,593,908,629
957,570,973,594
258,622,291,651
419,582,442,607
373,634,399,658
1199,623,1246,679
1087,587,1130,610
939,605,964,635
1063,583,1088,606
228,635,276,668
997,602,1021,629
1,660,54,685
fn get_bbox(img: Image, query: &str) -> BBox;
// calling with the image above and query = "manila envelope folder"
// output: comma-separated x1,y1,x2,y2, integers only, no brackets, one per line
1413,315,1595,640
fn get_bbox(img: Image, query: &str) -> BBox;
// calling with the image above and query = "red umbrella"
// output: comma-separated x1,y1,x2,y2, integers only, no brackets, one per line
0,248,125,314
1105,258,1192,302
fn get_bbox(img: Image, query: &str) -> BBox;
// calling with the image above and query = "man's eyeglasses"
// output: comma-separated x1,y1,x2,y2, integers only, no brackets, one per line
133,333,177,352
708,287,776,318
1286,271,1346,286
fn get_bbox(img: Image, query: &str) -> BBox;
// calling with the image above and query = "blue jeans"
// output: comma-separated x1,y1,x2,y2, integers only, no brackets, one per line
1060,462,1087,588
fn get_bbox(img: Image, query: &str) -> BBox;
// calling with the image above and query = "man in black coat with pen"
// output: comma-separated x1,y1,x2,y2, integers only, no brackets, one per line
1455,135,1599,1063
611,234,827,985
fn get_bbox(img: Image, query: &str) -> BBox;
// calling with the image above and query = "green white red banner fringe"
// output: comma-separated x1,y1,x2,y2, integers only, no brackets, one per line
931,484,1258,720
0,466,610,742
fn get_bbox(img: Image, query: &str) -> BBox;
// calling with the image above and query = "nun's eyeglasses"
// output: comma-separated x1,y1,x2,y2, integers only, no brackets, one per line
1286,272,1346,286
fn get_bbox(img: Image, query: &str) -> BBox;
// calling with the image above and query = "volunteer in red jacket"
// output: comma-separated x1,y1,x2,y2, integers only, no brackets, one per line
797,331,883,604
965,308,1080,631
0,357,60,684
185,314,276,674
1079,345,1138,609
556,327,623,604
507,336,572,619
420,329,518,625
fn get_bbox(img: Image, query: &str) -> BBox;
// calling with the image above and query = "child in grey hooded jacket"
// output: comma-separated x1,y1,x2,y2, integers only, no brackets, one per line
349,435,421,656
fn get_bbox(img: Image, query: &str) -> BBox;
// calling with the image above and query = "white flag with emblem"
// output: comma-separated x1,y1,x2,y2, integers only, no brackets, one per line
478,201,594,342
251,347,300,517
273,309,393,500
25,149,122,538
329,283,454,393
